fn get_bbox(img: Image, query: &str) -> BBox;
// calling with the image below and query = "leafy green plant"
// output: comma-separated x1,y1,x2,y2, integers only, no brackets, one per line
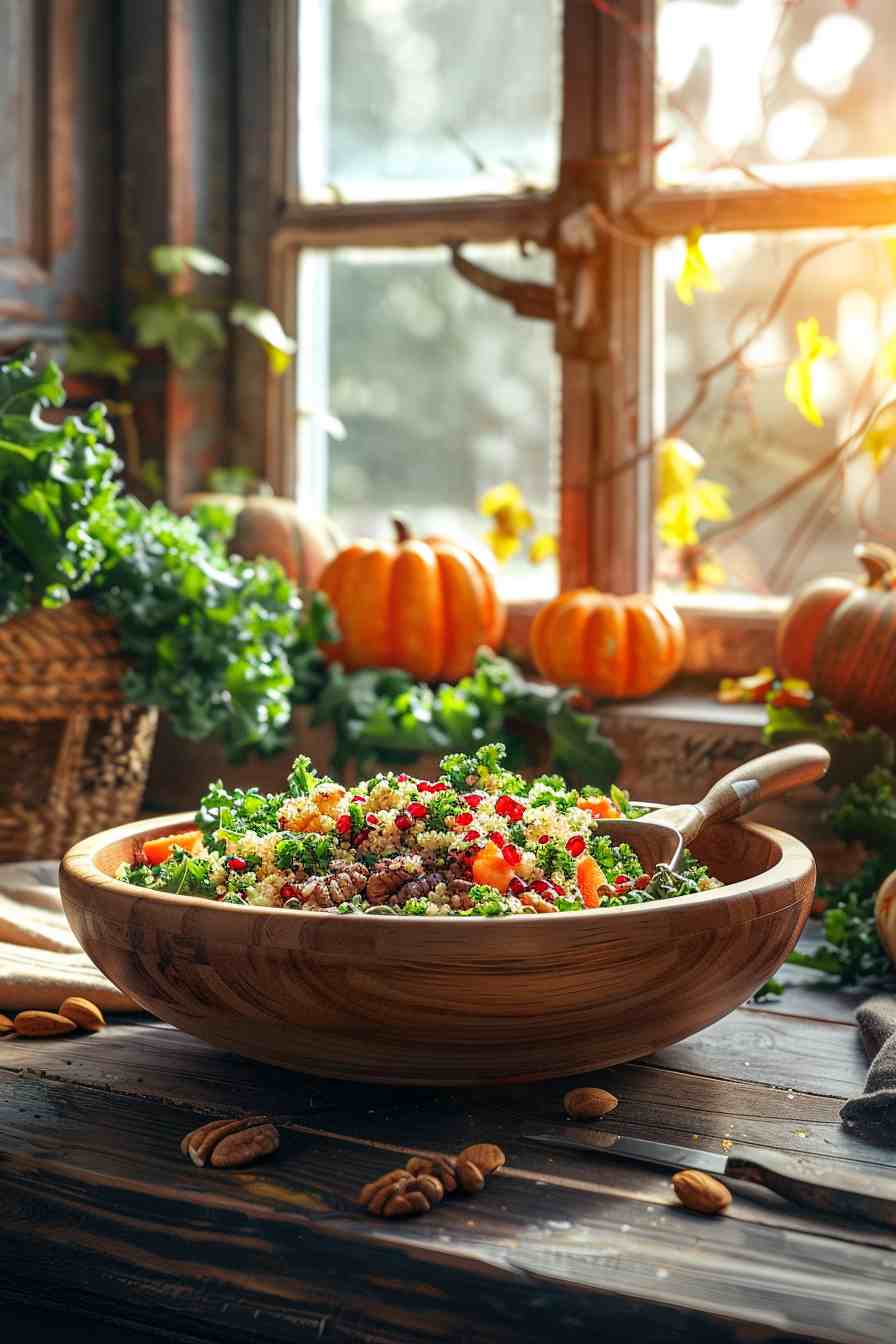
66,244,296,380
0,351,328,759
308,648,621,785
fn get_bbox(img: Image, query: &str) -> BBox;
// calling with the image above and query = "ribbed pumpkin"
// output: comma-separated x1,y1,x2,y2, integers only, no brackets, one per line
876,870,896,966
317,519,506,680
182,493,342,589
808,544,896,730
530,589,685,698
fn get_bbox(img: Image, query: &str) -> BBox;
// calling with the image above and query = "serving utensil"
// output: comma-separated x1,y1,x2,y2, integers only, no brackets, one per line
594,743,830,874
523,1126,896,1229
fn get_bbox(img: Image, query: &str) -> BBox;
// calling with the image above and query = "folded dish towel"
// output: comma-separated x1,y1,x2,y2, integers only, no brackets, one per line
840,994,896,1138
0,860,137,1012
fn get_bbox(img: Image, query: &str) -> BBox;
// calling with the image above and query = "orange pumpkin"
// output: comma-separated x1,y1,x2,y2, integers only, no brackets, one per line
876,870,896,966
317,519,506,680
530,589,685,699
807,544,896,730
183,493,342,589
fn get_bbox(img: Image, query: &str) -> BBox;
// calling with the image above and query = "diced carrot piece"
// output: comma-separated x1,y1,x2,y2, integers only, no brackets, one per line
472,842,514,893
141,830,203,866
578,796,621,820
577,854,608,908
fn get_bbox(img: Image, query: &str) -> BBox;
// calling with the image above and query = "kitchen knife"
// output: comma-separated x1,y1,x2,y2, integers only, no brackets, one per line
523,1126,896,1230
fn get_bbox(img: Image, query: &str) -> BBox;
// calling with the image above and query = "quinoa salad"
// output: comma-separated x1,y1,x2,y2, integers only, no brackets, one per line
119,744,722,916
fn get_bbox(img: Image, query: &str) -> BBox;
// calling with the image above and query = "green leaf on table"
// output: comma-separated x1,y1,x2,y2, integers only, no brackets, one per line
230,302,297,374
150,245,230,277
65,329,137,384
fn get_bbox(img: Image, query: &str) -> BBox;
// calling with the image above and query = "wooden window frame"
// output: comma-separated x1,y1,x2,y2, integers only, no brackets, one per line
236,0,896,676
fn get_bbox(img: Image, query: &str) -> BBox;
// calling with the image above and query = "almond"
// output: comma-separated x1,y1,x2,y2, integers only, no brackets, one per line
457,1142,505,1176
0,1013,14,1035
456,1159,486,1194
58,997,105,1031
671,1169,732,1215
14,1010,77,1037
564,1087,618,1120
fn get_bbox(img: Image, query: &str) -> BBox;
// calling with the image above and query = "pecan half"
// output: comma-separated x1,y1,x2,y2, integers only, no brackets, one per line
181,1115,279,1168
359,1168,446,1218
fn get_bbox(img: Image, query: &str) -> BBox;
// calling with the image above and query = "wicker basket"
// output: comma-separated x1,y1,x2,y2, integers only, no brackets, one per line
0,601,158,860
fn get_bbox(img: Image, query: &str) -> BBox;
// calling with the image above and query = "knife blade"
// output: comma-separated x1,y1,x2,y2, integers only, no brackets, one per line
523,1126,896,1230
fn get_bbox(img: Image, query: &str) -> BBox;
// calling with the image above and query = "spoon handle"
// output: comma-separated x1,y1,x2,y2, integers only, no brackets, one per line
655,743,831,846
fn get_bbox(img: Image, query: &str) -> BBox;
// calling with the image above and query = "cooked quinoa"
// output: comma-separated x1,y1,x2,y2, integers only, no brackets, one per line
118,744,722,916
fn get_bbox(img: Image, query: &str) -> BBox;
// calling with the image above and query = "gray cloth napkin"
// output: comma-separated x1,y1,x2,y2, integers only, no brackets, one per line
840,995,896,1137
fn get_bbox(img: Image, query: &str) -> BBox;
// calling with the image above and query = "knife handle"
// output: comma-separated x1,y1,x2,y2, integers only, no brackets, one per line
726,1146,896,1229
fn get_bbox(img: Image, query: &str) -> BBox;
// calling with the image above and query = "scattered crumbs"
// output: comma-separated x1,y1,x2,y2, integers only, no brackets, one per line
720,1139,733,1151
656,1268,669,1280
793,1128,809,1138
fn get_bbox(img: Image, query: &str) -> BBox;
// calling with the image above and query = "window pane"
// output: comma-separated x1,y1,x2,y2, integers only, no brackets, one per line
299,0,561,200
656,229,896,596
297,247,558,600
656,0,895,187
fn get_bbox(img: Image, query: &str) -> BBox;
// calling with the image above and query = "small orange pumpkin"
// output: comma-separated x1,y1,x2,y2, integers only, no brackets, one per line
182,493,342,589
777,544,896,682
530,589,685,698
876,870,896,966
811,545,896,731
317,519,506,681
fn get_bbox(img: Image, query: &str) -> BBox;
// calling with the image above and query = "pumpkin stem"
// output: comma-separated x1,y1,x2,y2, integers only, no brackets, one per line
855,542,896,588
393,515,413,544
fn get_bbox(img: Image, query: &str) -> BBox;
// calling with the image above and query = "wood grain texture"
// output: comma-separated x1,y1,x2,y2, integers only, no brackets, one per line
60,814,815,1084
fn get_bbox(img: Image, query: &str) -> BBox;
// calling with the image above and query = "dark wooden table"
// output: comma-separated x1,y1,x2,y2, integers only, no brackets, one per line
3,938,895,1344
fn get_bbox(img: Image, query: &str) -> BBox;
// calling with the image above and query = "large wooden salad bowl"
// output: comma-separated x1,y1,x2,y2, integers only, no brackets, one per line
60,812,815,1085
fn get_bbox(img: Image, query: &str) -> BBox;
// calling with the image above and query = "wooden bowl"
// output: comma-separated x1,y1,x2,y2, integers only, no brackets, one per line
60,812,815,1086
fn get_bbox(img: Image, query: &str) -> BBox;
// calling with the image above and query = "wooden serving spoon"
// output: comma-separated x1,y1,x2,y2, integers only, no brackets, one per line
594,743,831,874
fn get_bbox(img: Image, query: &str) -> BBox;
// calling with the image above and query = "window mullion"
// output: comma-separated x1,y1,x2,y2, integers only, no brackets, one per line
558,0,655,595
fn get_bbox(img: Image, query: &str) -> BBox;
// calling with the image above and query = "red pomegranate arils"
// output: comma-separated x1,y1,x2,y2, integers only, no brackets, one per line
565,835,586,857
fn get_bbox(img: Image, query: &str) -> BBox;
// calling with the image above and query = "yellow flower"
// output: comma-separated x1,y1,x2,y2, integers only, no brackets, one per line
862,401,896,470
528,533,558,564
785,317,837,428
479,481,535,563
655,438,731,550
675,229,721,306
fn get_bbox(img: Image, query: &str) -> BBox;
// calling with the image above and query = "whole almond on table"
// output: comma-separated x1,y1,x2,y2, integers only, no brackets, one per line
564,1087,619,1120
456,1159,486,1194
58,996,105,1031
671,1169,732,1215
0,1013,14,1035
180,1115,279,1169
14,1010,77,1037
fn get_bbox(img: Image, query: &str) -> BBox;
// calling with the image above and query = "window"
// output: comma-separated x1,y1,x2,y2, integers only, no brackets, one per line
260,0,896,663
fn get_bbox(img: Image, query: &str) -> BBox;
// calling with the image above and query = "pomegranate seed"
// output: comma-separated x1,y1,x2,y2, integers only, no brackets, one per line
634,874,651,890
501,843,522,867
227,857,248,873
395,814,413,831
508,876,527,896
335,815,352,834
463,793,483,807
365,813,380,827
551,882,564,897
397,773,410,782
356,827,370,843
488,830,505,845
565,835,586,857
614,874,631,888
538,834,550,845
495,795,515,817
417,782,432,793
351,795,365,802
453,810,474,828
531,878,551,894
407,801,427,820
464,828,481,842
429,781,448,792
280,883,300,902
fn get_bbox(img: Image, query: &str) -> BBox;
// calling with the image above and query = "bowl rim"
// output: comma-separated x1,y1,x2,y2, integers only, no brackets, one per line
60,809,816,928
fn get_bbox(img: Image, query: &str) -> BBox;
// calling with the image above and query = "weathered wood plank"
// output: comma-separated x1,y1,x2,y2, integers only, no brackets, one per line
2,1075,895,1344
